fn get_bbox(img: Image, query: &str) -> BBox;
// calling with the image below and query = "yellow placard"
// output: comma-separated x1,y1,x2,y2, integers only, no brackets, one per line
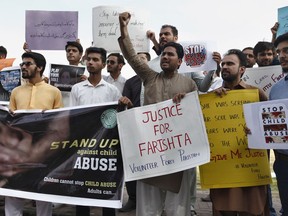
199,89,271,189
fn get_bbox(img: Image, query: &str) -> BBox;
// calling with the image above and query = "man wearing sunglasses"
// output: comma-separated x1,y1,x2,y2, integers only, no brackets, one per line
103,53,126,93
6,52,62,216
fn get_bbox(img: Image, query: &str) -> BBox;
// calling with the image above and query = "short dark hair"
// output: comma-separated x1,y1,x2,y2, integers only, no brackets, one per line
108,53,126,65
65,41,83,54
0,46,7,58
137,52,151,61
22,52,46,76
163,42,184,59
274,32,288,47
253,41,275,56
161,25,178,37
225,49,247,67
86,47,107,63
242,47,253,52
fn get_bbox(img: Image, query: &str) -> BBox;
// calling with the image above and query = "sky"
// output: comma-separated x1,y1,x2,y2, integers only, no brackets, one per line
1,0,287,78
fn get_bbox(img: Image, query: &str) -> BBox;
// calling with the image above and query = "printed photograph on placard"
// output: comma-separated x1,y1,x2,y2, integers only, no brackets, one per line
49,64,85,91
261,103,288,144
0,67,21,103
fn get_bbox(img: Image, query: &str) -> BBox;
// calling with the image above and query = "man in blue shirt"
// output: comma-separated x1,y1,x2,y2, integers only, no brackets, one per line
269,32,288,216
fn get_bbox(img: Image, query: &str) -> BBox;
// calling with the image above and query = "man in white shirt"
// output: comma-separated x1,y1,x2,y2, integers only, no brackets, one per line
70,47,121,216
70,47,121,106
103,53,126,93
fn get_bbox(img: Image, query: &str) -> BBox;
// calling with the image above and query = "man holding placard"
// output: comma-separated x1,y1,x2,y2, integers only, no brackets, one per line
211,49,269,216
70,46,122,216
6,51,62,216
269,32,288,216
118,12,198,216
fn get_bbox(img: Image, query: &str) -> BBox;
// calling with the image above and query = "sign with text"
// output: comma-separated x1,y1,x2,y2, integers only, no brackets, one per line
0,58,15,71
242,65,283,96
49,64,85,91
92,6,149,52
0,104,124,208
148,41,217,74
0,66,21,105
179,41,217,73
277,6,288,37
25,10,78,50
199,90,271,189
117,91,210,181
244,99,288,149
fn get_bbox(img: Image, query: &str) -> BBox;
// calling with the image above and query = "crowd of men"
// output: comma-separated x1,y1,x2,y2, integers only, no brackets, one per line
0,11,287,216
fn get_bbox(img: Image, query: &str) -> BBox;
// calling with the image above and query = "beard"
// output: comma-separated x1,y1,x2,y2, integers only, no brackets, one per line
222,76,235,82
22,67,36,79
221,72,239,82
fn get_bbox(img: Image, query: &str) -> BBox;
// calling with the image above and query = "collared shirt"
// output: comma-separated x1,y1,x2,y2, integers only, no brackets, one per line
269,74,288,155
70,78,122,106
103,74,126,94
9,81,63,111
119,36,197,105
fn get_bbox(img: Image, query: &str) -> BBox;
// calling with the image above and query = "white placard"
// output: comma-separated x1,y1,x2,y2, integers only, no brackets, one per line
117,92,210,181
92,6,149,52
242,65,283,96
244,99,288,149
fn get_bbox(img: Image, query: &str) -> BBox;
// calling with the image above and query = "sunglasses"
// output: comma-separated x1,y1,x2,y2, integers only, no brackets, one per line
19,62,34,67
106,60,116,65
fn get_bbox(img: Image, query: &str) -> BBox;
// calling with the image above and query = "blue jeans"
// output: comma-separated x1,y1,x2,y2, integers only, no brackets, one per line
273,151,288,216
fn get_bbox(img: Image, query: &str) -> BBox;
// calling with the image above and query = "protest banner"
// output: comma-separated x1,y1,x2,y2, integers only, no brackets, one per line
49,64,85,91
199,90,271,189
0,103,124,208
277,6,288,37
25,10,78,50
92,6,149,52
0,66,21,105
244,98,288,149
0,58,15,71
117,91,210,183
242,65,283,96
